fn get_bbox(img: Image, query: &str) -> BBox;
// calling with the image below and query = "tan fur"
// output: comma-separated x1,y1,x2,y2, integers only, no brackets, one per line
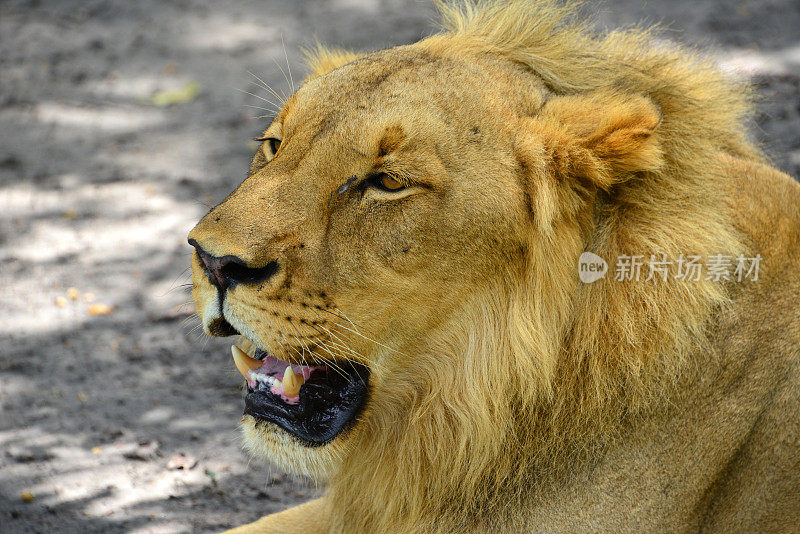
187,1,800,532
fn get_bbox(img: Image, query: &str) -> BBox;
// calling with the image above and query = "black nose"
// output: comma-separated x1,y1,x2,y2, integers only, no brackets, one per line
189,239,279,290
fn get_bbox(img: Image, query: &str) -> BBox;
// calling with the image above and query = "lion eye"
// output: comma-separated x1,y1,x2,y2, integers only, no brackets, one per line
366,173,405,192
268,138,281,155
255,136,282,157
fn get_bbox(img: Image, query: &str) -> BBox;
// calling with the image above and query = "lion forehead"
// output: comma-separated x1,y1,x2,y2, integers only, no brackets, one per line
287,48,545,145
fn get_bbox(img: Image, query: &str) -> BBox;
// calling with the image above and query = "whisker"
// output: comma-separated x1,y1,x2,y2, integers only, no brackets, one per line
236,88,282,109
312,342,356,384
285,342,307,364
329,307,404,358
160,267,192,297
270,57,291,101
288,323,357,382
331,321,403,355
320,340,372,378
162,283,193,297
201,331,212,349
242,104,279,113
311,323,364,360
302,339,352,383
187,322,204,336
309,323,375,381
247,69,287,105
249,77,283,102
180,312,200,329
316,306,354,325
281,34,295,93
283,337,315,377
321,338,365,363
323,307,375,349
288,325,312,370
331,308,377,343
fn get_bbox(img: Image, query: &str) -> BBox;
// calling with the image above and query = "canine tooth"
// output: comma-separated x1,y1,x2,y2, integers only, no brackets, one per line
231,345,261,379
282,366,304,397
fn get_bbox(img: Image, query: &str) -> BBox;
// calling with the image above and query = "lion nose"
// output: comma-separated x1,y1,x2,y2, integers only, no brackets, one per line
189,239,279,290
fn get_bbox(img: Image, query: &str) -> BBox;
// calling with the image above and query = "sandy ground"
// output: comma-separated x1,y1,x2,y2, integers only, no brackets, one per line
1,0,798,532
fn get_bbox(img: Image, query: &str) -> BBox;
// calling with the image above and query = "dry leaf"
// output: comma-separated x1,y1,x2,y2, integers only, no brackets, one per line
150,82,200,106
88,303,114,316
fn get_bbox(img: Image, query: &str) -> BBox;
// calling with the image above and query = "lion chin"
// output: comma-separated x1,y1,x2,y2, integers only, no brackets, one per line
187,1,800,533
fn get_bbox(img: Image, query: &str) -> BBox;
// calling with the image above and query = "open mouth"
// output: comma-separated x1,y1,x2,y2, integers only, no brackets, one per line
232,345,369,446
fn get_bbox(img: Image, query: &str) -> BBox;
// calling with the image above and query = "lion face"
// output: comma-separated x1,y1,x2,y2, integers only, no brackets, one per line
188,48,543,477
188,43,663,480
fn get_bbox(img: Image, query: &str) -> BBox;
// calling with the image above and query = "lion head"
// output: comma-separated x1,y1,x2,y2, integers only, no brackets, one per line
188,0,760,530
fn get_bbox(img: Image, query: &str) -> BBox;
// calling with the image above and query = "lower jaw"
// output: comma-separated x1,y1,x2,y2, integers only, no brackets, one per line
239,416,339,481
243,361,370,446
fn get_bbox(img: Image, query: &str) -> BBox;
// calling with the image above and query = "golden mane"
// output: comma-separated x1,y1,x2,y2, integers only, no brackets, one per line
313,1,764,531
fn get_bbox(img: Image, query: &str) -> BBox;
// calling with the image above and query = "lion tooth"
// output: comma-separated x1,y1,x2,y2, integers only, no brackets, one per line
282,366,304,397
231,345,261,379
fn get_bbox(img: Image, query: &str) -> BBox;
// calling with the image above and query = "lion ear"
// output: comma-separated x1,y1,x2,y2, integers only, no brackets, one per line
303,45,362,81
521,91,664,192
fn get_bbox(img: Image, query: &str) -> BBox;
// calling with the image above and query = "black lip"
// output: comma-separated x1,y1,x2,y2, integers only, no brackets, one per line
243,362,369,446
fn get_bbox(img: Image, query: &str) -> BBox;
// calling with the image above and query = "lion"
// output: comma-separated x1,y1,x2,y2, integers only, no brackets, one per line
187,1,800,532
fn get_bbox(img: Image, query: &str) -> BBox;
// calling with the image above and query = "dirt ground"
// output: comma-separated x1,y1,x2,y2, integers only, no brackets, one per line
1,0,798,532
